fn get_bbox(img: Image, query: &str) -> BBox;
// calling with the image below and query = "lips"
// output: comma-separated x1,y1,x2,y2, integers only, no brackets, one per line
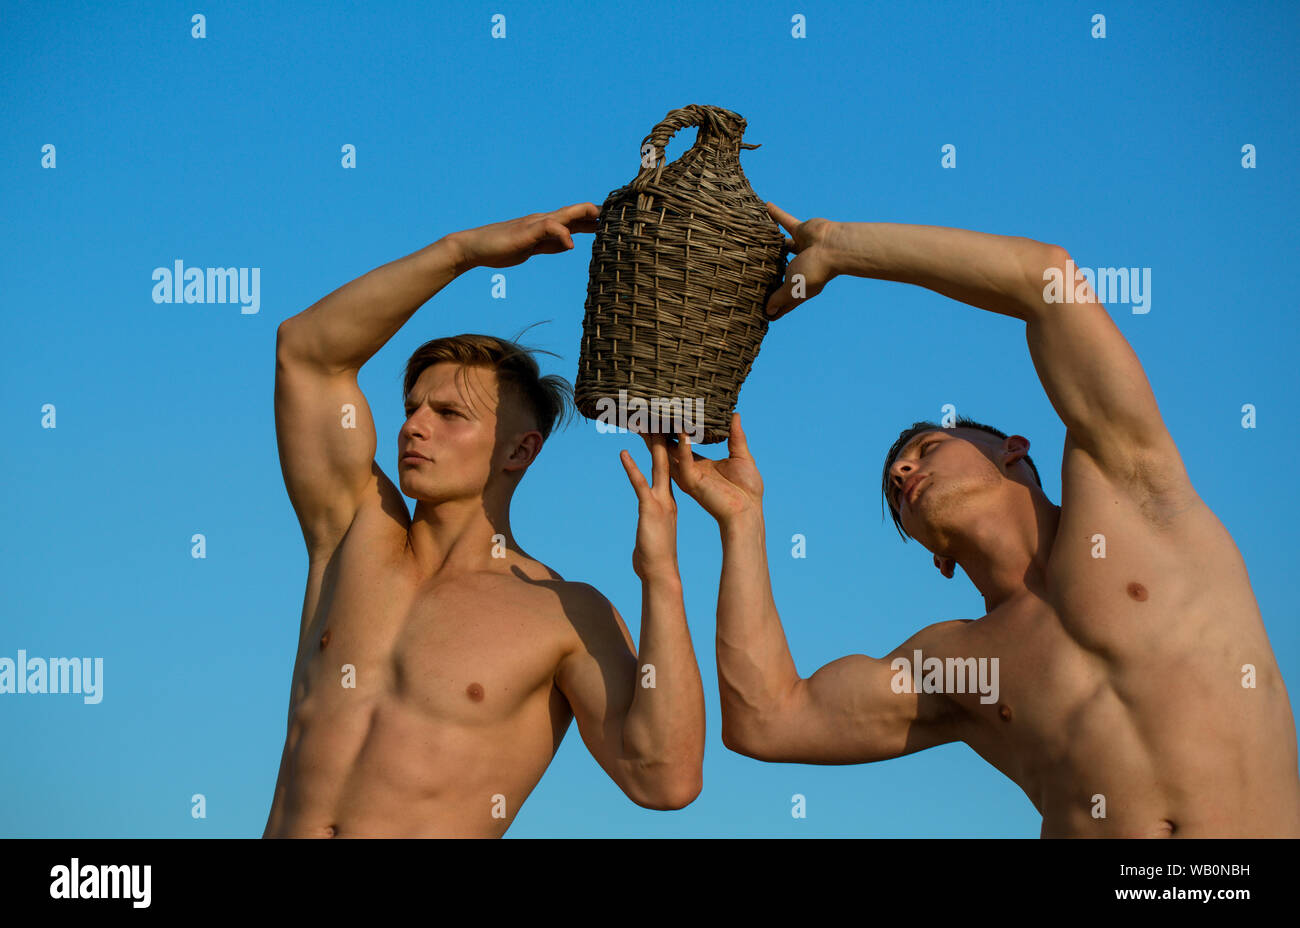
401,451,430,464
903,474,927,504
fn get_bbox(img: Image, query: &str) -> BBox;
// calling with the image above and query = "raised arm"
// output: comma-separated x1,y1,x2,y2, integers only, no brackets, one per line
274,204,599,560
554,435,705,809
764,204,1192,504
667,415,960,763
274,236,461,559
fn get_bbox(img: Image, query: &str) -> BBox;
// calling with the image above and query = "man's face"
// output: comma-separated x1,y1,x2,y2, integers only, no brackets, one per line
398,363,520,503
887,428,1012,552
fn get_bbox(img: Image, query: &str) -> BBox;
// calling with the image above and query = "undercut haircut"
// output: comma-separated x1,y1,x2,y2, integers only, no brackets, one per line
402,330,574,441
881,416,1042,542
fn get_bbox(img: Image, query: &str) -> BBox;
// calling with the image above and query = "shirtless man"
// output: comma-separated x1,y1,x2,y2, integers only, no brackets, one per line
663,203,1300,837
263,203,704,837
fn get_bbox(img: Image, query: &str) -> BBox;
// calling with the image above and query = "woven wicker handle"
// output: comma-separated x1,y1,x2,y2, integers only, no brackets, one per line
633,104,760,188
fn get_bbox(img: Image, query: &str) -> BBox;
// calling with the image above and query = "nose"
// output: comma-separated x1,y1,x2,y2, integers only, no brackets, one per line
890,458,916,495
402,413,427,441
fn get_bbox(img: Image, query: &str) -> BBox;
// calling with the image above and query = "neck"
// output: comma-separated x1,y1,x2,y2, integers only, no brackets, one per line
406,492,518,580
947,489,1060,613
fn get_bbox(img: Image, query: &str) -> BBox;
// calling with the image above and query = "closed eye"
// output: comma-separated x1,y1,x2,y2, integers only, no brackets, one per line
405,404,465,418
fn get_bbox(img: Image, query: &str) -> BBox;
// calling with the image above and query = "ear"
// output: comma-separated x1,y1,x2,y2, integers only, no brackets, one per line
1001,434,1030,473
933,554,956,579
503,430,543,472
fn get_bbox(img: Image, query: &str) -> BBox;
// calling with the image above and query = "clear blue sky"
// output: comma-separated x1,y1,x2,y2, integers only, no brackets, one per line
2,0,1296,837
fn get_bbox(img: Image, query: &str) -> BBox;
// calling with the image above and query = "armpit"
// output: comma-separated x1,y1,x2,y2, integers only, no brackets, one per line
1129,447,1200,528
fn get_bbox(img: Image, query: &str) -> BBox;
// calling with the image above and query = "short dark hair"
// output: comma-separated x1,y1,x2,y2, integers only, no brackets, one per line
401,331,573,441
881,417,1042,542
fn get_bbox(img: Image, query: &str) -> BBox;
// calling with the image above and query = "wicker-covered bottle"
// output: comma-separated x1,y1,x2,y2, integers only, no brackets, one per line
575,104,788,444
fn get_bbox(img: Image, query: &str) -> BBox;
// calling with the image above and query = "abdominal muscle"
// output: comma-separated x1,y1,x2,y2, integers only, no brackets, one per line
263,679,567,838
958,603,1300,838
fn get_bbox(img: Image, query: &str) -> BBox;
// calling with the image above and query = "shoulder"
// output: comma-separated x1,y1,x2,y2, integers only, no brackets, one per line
551,581,622,625
892,618,978,654
547,581,637,659
496,569,624,633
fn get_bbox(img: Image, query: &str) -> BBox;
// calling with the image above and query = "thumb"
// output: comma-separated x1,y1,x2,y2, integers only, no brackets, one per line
765,280,793,319
766,255,810,319
728,412,751,459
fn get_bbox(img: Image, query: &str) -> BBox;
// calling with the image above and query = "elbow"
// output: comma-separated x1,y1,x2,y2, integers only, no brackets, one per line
1020,242,1073,321
637,782,702,812
1039,243,1074,280
720,718,770,761
720,689,788,760
629,765,703,811
275,319,305,361
661,775,704,811
275,319,347,374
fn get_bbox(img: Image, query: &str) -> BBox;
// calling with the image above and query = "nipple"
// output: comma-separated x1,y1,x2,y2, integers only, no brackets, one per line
466,682,484,702
1127,582,1148,602
998,704,1013,722
319,628,332,650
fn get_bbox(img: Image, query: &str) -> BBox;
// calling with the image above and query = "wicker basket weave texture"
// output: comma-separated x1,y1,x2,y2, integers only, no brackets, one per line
576,104,788,443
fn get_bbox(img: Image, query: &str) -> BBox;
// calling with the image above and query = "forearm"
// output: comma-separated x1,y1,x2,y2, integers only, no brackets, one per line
278,235,466,372
620,573,705,803
828,222,1058,321
715,508,801,745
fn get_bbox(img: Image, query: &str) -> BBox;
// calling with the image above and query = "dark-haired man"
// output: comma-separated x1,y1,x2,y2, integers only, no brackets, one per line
265,204,704,837
664,204,1299,836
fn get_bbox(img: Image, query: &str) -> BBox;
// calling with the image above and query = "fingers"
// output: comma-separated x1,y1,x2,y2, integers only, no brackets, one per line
557,202,600,220
664,431,696,488
628,429,719,501
671,431,713,465
764,248,801,317
656,441,675,500
765,251,822,319
630,435,679,507
555,202,601,235
620,449,650,498
765,286,785,319
765,273,796,319
639,432,671,492
535,210,595,256
766,201,801,235
542,219,575,250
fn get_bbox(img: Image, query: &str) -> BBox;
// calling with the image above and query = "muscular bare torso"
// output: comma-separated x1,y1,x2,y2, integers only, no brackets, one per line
262,477,587,838
933,438,1300,836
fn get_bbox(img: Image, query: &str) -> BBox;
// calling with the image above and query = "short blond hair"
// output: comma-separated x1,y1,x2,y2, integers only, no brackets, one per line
402,333,573,440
